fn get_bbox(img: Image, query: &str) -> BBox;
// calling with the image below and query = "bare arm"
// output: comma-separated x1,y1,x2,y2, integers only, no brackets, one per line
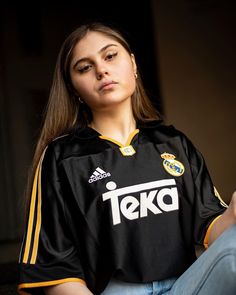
44,282,94,295
208,191,236,246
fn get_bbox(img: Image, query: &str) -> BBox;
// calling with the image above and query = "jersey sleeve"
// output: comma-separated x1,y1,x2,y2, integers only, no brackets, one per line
179,129,228,247
18,144,86,294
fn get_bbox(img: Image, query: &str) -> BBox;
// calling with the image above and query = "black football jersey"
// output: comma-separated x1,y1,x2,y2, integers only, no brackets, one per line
18,121,226,294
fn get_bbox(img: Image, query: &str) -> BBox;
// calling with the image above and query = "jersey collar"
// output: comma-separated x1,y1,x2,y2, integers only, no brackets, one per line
75,120,163,139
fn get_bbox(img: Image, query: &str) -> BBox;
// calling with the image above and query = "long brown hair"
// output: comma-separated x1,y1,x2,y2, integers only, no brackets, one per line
26,22,160,206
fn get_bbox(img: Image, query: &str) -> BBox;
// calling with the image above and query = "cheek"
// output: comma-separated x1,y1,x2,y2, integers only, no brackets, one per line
119,59,135,80
72,78,98,107
121,63,136,91
71,76,92,97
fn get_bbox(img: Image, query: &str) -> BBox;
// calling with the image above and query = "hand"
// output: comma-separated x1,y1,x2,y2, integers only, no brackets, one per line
208,191,236,246
44,282,94,295
226,191,236,221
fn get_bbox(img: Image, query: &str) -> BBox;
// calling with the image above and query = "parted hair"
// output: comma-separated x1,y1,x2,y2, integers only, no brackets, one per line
26,22,160,207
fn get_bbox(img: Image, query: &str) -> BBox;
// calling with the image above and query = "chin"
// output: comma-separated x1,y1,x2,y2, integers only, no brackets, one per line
90,92,133,110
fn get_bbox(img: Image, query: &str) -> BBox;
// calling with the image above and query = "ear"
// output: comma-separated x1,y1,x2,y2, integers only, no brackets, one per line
130,53,137,74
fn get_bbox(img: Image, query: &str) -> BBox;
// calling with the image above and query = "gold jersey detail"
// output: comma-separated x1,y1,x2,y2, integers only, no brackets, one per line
120,145,136,156
214,187,228,208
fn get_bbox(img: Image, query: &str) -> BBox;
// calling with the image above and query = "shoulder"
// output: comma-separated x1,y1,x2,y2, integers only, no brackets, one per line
139,120,187,142
140,120,199,158
45,127,108,162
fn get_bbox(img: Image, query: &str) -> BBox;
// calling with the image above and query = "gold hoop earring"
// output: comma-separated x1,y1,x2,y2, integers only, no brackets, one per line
78,96,84,104
134,73,138,79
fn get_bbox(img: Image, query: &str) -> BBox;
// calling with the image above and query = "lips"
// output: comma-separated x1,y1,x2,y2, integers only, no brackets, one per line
99,80,118,91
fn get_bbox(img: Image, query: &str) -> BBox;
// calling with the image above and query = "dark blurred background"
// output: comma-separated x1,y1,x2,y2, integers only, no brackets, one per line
0,0,235,293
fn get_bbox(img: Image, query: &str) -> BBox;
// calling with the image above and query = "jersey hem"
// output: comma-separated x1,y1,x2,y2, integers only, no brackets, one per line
18,277,86,294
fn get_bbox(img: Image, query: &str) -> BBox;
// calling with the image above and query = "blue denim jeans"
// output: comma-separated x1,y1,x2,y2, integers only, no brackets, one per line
100,224,236,295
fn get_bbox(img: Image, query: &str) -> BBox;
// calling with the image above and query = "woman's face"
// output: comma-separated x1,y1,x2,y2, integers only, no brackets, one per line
69,31,137,111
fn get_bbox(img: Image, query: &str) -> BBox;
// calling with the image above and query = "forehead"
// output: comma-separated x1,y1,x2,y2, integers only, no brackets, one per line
73,31,121,58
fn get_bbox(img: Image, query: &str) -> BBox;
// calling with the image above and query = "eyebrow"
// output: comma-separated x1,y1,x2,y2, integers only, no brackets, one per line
72,44,118,69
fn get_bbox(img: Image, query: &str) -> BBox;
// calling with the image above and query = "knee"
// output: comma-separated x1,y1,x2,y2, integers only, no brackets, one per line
218,252,236,278
214,224,236,251
212,223,236,267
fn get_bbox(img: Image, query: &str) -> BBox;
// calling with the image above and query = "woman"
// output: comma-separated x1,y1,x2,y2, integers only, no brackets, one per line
18,22,236,295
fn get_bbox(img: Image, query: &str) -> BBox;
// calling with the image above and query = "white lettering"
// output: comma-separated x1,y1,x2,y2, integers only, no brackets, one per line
140,190,162,217
157,188,179,212
107,190,122,225
120,196,139,220
88,172,111,183
102,179,179,225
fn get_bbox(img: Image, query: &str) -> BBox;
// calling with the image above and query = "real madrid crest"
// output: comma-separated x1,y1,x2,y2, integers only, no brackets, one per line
161,152,185,177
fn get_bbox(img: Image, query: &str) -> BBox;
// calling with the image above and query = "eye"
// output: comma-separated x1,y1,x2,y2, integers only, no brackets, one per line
77,64,92,73
105,52,118,61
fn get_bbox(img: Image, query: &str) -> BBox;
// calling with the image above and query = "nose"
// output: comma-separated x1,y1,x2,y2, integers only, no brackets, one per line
95,64,109,80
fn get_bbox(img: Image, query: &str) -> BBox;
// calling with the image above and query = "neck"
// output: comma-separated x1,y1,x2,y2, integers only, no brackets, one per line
89,100,136,145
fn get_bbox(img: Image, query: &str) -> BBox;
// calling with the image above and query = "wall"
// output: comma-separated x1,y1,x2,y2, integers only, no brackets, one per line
152,0,236,203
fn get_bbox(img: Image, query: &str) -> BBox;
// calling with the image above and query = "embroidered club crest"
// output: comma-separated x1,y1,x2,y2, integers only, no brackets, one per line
161,152,185,177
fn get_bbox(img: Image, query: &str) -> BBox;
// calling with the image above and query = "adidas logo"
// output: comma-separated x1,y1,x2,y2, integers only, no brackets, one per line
88,167,111,183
